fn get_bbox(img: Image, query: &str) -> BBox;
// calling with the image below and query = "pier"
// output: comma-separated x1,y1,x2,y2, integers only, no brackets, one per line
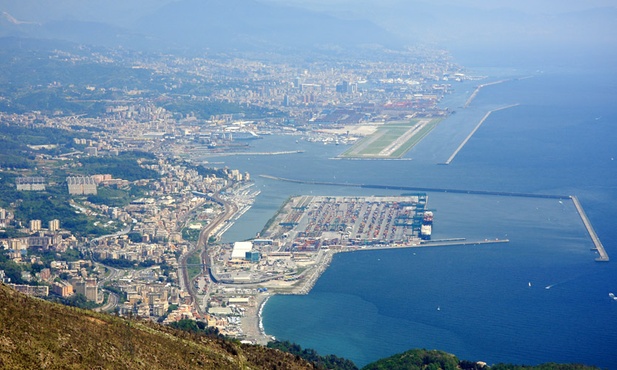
570,195,609,262
443,104,519,165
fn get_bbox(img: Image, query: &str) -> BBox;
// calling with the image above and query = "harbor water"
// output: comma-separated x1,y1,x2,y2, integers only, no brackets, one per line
204,67,617,368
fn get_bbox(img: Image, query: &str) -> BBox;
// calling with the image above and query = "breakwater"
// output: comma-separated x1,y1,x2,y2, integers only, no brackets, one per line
464,79,512,108
463,76,532,108
200,150,305,157
570,195,609,261
259,174,569,200
443,104,519,165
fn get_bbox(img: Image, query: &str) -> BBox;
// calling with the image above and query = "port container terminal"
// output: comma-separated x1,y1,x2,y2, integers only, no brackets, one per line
261,175,609,262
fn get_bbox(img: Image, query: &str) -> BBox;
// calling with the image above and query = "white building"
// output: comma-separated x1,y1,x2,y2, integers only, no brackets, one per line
231,241,253,260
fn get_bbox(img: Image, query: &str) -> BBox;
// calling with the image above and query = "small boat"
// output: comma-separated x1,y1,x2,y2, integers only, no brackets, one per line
610,292,615,299
528,282,532,287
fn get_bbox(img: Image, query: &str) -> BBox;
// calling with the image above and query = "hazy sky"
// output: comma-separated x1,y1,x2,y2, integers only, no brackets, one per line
1,0,615,67
264,0,617,12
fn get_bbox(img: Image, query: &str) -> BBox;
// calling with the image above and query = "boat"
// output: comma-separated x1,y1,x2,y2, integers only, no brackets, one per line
610,292,615,299
420,224,432,240
230,130,262,140
423,211,434,225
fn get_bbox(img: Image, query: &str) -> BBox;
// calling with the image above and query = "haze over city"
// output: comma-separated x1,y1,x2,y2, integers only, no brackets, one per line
0,1,616,369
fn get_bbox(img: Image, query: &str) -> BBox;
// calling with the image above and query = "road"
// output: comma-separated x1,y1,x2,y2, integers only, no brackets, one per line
94,263,124,313
178,193,238,314
96,290,119,313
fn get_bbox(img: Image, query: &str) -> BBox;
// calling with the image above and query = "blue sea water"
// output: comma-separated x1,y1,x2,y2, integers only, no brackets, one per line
206,67,617,368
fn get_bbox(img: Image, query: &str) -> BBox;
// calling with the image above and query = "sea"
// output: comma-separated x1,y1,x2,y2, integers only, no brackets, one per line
199,62,617,368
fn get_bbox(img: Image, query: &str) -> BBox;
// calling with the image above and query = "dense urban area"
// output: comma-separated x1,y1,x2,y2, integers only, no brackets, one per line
0,41,477,343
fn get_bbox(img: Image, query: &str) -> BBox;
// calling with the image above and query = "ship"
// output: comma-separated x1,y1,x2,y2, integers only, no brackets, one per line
420,224,432,240
423,211,434,225
420,211,433,240
230,130,262,140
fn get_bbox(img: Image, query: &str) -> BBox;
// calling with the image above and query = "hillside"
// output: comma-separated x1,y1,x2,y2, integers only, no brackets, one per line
0,283,312,369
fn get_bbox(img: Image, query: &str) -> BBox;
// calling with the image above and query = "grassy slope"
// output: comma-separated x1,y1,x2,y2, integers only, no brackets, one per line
0,283,311,370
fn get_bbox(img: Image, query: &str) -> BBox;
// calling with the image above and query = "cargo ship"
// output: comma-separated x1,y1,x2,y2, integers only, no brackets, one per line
230,130,261,140
420,224,432,240
423,211,433,225
420,211,433,240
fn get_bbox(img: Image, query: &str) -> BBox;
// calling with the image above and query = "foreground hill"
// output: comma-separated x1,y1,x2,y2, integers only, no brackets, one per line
0,283,602,369
361,348,600,370
0,283,311,369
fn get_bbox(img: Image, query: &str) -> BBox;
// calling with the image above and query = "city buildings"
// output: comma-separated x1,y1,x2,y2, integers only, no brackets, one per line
67,176,98,195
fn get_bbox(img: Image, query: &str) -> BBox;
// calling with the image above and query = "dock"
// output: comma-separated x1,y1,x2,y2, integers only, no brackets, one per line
443,104,519,165
570,195,609,261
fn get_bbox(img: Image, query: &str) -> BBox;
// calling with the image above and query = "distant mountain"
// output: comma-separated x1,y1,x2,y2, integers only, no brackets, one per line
0,0,401,53
135,0,400,52
0,19,158,50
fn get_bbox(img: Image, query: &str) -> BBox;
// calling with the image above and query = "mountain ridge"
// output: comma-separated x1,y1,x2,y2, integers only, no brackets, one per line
0,0,401,53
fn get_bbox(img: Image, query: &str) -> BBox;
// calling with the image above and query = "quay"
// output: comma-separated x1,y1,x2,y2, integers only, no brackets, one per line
347,238,510,251
443,104,519,165
570,195,609,262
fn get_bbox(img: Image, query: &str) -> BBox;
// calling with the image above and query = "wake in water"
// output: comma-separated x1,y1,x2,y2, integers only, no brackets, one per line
545,272,595,290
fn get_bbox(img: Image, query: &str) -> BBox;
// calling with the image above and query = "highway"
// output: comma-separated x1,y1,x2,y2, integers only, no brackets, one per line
94,264,123,313
178,192,238,314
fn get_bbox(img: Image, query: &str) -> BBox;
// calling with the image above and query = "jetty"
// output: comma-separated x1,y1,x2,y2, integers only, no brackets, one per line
464,79,512,108
570,195,609,261
443,104,519,165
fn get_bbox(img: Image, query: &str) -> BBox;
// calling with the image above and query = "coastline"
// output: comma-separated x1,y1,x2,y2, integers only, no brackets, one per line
244,240,508,344
241,292,273,345
245,251,335,344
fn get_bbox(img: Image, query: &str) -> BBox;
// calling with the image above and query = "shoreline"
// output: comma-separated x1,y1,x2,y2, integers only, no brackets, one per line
244,239,509,344
240,292,274,345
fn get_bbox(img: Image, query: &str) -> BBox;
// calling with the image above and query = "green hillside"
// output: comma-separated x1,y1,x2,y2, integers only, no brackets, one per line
0,283,311,370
